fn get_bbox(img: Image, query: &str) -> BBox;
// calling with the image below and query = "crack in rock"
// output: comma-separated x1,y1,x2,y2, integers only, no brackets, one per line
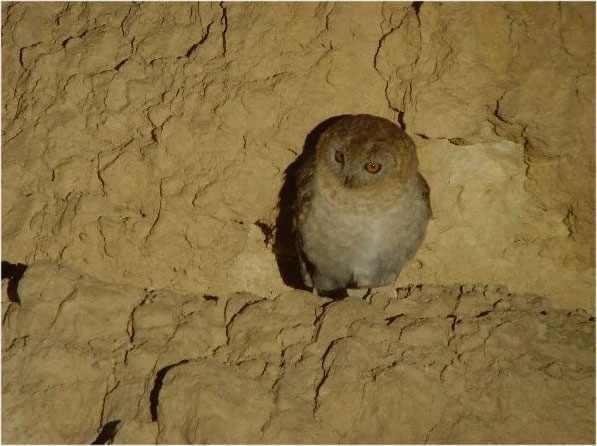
149,359,190,422
312,336,348,417
219,2,228,56
184,21,214,58
90,419,121,445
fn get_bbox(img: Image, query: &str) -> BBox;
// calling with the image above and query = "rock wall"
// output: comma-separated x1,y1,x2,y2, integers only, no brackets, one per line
1,2,595,443
2,263,595,443
1,2,594,308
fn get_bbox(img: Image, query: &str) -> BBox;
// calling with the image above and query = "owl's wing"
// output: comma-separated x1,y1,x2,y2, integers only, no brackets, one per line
292,152,316,234
292,153,317,288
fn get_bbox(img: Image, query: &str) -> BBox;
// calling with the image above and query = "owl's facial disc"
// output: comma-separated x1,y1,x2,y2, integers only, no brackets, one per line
324,136,398,189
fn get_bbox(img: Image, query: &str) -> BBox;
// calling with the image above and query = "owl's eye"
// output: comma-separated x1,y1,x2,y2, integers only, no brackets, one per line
334,151,344,163
365,161,382,174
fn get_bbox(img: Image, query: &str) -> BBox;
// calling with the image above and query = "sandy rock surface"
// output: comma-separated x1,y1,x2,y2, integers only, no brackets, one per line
2,263,595,443
1,2,595,308
1,2,595,444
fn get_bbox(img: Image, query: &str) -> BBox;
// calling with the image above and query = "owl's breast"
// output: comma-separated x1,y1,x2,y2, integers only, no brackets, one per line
297,179,430,288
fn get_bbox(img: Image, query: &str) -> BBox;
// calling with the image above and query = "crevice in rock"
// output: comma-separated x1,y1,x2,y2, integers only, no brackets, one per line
313,337,347,416
453,285,464,314
203,294,219,302
373,8,410,123
119,6,133,37
144,178,164,244
415,132,470,146
1,260,28,304
114,58,128,71
49,288,78,330
96,154,106,197
385,313,405,325
126,291,152,344
439,357,457,383
96,217,112,258
370,355,404,382
310,299,337,342
5,335,29,353
124,291,155,365
91,419,121,445
397,110,406,130
323,3,334,33
61,28,95,48
475,310,491,318
18,42,41,69
185,21,213,58
254,220,274,247
4,128,24,144
219,2,228,56
224,298,267,344
493,92,512,125
149,359,190,422
411,1,423,18
95,379,121,443
562,205,577,239
446,314,458,331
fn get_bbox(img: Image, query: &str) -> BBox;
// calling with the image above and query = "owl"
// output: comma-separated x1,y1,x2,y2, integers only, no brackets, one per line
293,114,431,297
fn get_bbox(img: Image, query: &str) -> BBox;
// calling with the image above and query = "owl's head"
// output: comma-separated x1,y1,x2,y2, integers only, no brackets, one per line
315,114,418,190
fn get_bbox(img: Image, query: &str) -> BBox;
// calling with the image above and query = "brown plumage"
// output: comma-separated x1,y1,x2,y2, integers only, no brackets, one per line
293,114,431,295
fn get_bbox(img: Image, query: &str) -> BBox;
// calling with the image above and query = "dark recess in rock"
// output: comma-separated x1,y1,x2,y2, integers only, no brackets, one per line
149,359,189,421
412,1,423,16
397,110,406,129
385,313,405,325
90,420,121,445
476,310,492,318
1,261,28,304
254,220,274,247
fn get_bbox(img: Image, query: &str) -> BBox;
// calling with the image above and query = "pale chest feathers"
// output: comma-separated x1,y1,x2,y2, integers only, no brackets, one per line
298,176,430,279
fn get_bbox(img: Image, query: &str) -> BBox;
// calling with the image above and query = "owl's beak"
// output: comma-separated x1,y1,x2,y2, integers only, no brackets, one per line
343,175,354,188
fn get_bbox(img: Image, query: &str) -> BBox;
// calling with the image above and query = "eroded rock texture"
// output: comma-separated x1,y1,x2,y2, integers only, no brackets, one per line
2,263,595,443
1,2,596,444
1,2,594,308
